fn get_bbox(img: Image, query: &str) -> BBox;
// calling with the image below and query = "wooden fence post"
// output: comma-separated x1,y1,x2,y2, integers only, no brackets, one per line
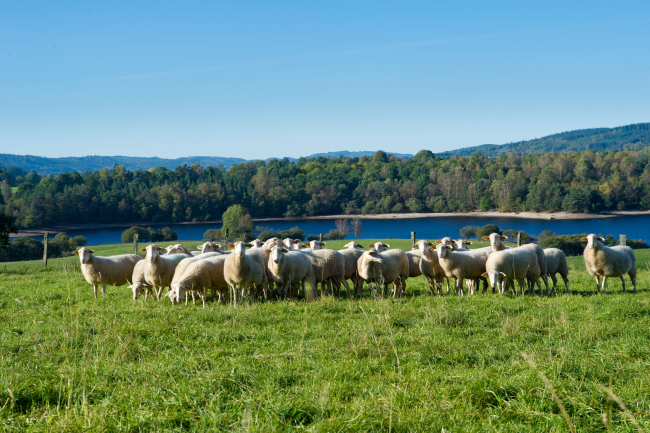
224,228,229,251
319,233,323,243
619,234,627,246
517,232,522,247
42,233,49,268
411,231,416,247
132,234,139,255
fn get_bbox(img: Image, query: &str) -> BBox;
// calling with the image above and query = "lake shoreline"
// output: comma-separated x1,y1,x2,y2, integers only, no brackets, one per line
10,210,650,238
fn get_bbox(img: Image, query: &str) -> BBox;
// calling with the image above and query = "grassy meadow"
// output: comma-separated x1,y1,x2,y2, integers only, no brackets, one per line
2,239,650,431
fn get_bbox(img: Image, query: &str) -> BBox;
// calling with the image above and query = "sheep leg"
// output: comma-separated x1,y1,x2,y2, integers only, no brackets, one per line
155,286,164,300
340,277,351,298
550,274,558,295
93,284,98,299
445,278,451,295
101,284,106,296
601,276,607,294
456,278,464,296
201,288,206,309
231,285,237,307
561,273,570,294
619,276,626,293
594,275,602,294
518,278,527,296
283,281,290,300
629,270,637,294
541,275,550,296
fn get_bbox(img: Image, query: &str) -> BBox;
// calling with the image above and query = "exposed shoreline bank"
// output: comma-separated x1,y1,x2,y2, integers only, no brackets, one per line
10,210,650,238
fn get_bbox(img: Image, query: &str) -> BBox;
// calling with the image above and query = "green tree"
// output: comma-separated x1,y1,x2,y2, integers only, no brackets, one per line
0,214,18,252
121,226,149,243
477,224,500,238
72,235,88,247
459,225,480,239
203,229,223,241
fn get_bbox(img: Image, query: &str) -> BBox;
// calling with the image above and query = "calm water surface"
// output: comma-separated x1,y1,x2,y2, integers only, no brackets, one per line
29,215,650,246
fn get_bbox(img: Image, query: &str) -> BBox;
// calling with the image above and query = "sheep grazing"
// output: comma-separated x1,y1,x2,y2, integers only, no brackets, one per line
483,233,509,251
166,244,200,256
171,252,224,301
544,248,570,294
368,242,390,252
141,244,191,299
197,241,225,254
415,240,446,296
581,234,637,294
357,248,409,297
73,247,142,298
482,248,542,295
300,249,350,297
224,241,268,306
266,246,317,300
338,241,365,295
435,244,491,296
129,260,153,300
168,254,229,307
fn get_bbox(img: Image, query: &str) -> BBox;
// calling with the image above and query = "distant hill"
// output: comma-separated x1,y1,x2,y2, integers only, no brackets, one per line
303,151,414,159
437,123,650,157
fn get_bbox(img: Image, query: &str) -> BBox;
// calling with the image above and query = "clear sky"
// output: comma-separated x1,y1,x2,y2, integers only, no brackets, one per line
1,1,649,159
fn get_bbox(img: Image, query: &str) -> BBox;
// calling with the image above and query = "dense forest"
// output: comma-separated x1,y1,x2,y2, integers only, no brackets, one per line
437,123,650,157
2,146,650,230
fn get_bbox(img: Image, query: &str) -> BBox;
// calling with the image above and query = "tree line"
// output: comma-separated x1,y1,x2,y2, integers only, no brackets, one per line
2,147,650,230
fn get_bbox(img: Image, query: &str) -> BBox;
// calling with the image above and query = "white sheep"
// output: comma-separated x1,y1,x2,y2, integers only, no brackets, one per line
300,249,350,297
168,254,229,307
544,248,570,294
262,237,291,250
305,240,326,250
454,239,473,250
368,242,390,252
581,234,637,294
483,233,510,251
141,244,191,299
338,241,365,295
166,244,201,256
73,247,142,298
357,248,409,297
247,239,265,249
481,248,542,295
266,246,317,300
197,241,226,254
129,260,153,300
170,252,224,301
518,244,550,295
412,240,444,295
224,241,268,306
435,244,491,296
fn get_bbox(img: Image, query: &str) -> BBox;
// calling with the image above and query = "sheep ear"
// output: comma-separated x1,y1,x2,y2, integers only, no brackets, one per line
481,272,487,277
482,236,489,241
282,248,289,253
264,249,272,254
499,272,507,277
89,250,95,253
427,242,434,246
429,245,435,250
368,243,374,247
293,239,299,243
580,237,588,241
411,245,418,249
445,245,453,250
385,244,390,248
436,240,442,244
320,242,326,246
227,243,234,248
466,241,473,245
156,247,163,251
499,236,507,240
72,250,79,255
140,248,146,252
597,237,605,241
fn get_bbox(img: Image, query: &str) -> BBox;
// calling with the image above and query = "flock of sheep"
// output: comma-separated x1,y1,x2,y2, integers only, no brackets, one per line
72,232,638,306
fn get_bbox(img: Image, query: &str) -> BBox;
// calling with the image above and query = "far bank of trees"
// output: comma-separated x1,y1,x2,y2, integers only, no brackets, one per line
2,148,650,230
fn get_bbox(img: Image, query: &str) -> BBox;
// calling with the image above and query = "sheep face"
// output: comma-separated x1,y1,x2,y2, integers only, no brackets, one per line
309,240,325,251
130,283,144,300
142,244,164,263
168,283,187,304
268,246,289,264
198,242,221,254
369,242,389,252
292,242,305,250
482,270,506,289
415,240,434,254
455,239,472,249
581,234,605,249
72,247,95,265
436,244,453,259
166,244,190,255
247,239,264,248
231,241,247,258
343,241,363,249
365,250,384,263
484,233,507,249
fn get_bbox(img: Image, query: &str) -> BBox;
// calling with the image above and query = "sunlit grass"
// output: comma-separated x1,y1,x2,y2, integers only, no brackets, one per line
1,241,649,431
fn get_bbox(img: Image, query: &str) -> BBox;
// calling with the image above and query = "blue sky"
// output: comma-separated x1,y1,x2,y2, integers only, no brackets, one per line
1,1,649,159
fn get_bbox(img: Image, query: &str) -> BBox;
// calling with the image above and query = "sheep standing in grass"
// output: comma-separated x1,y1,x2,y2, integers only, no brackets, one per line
414,240,445,295
357,248,409,297
168,254,229,307
300,249,350,297
129,260,153,300
544,248,570,294
482,248,542,295
435,244,491,296
73,247,142,298
339,241,365,296
224,241,268,306
582,234,637,294
142,244,191,300
170,252,224,301
266,246,317,300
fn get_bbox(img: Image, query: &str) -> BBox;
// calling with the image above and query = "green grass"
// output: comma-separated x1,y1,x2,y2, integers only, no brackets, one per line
2,240,650,431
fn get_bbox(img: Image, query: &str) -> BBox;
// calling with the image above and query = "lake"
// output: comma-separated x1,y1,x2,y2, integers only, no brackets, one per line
27,215,650,246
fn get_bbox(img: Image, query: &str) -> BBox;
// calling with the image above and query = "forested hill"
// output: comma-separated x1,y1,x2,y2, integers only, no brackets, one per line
437,123,650,157
0,151,414,176
3,148,650,230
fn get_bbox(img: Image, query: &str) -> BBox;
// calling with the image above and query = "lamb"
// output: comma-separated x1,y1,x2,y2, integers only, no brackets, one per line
224,241,268,306
357,248,409,297
413,240,444,295
481,248,542,295
141,244,191,299
544,248,570,294
73,247,142,298
338,241,365,295
167,254,229,307
581,234,637,294
266,246,317,300
129,260,153,300
299,249,350,297
435,244,491,296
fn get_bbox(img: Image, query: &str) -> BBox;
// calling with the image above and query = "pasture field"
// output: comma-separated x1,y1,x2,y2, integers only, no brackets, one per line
2,239,650,431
